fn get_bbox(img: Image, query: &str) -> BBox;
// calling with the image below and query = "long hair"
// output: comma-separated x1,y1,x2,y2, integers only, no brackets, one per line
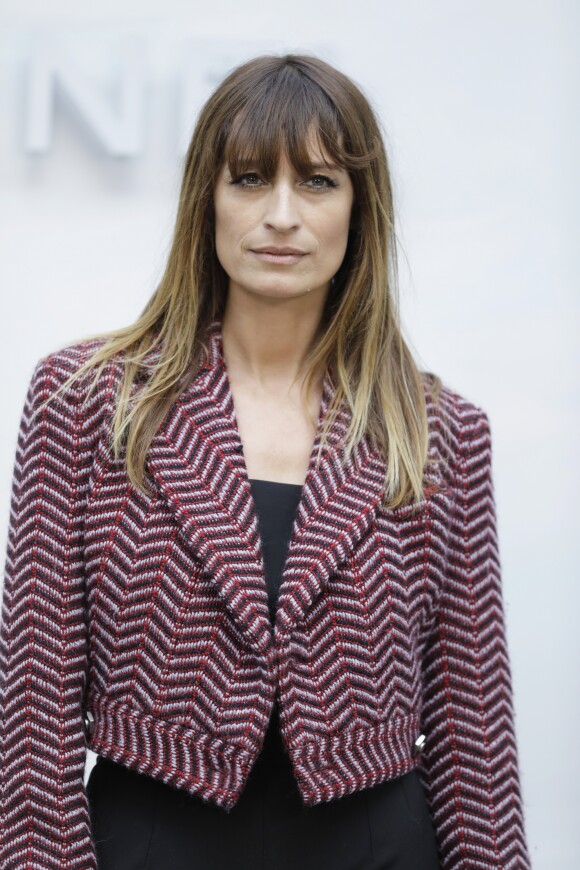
38,52,442,510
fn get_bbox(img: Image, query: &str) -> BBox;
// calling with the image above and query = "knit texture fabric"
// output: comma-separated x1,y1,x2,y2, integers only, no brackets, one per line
0,318,531,868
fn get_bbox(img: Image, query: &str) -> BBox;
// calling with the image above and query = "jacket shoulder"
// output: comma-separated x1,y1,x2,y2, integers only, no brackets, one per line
23,338,123,446
32,336,123,403
421,371,492,478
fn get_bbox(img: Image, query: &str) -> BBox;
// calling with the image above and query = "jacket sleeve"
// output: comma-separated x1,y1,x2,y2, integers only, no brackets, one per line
419,407,531,869
0,355,98,869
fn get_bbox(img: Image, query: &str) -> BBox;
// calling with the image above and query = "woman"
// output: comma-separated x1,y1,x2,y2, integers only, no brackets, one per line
0,53,530,869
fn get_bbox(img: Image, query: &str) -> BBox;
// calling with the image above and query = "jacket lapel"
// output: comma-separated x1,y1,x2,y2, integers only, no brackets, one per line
146,318,387,655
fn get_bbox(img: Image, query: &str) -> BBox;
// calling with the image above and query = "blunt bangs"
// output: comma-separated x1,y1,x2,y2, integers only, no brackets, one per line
220,68,351,181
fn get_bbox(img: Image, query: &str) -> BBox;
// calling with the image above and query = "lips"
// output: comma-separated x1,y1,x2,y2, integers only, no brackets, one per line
251,247,307,255
250,248,307,265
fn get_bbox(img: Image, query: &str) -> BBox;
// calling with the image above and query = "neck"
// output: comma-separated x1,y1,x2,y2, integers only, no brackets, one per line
220,298,326,391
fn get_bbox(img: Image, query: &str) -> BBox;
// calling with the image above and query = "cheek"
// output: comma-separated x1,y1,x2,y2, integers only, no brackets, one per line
319,215,350,261
214,212,243,269
318,208,352,251
214,205,232,243
215,203,251,250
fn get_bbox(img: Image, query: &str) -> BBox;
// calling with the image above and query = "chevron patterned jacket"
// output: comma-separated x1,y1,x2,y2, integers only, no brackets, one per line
0,317,530,869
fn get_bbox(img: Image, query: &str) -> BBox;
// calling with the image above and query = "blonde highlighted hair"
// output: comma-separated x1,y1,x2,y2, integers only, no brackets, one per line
38,52,441,510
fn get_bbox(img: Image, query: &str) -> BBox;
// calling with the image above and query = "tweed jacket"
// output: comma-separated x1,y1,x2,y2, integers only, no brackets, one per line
0,317,530,869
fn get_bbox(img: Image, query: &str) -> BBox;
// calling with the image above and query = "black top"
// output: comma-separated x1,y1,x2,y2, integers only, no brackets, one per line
248,477,303,621
248,477,303,767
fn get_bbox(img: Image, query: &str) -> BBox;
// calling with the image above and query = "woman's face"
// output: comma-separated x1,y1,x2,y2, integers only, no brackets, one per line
213,139,354,303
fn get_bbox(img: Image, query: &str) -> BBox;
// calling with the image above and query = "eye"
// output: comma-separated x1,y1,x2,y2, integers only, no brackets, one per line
304,174,339,191
228,171,339,191
229,172,264,189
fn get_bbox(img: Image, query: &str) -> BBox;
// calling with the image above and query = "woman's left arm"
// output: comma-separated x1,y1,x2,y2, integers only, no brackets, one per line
419,406,531,869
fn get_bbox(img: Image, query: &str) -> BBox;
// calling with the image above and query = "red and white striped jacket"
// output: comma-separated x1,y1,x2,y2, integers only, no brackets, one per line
0,317,530,868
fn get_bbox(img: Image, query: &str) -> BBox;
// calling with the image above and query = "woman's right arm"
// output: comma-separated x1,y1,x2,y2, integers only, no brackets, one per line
0,354,98,869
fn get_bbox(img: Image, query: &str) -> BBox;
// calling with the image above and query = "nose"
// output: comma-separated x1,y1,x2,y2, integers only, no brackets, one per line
262,180,301,232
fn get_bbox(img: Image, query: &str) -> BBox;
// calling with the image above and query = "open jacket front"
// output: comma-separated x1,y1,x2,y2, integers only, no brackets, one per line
0,318,530,869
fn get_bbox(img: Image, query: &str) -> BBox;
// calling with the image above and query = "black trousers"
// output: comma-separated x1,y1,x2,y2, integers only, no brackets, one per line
87,732,440,870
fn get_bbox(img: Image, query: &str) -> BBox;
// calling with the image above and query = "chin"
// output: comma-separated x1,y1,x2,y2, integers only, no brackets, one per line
247,281,315,298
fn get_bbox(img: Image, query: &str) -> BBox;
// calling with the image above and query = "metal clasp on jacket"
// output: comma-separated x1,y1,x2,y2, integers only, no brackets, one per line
412,733,426,757
83,710,95,738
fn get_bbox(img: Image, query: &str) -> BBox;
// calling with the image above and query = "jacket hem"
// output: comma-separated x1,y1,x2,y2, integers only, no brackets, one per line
86,699,255,811
288,712,424,805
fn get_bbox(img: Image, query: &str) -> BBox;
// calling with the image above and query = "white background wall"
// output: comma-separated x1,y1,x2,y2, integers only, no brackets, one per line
1,2,578,867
